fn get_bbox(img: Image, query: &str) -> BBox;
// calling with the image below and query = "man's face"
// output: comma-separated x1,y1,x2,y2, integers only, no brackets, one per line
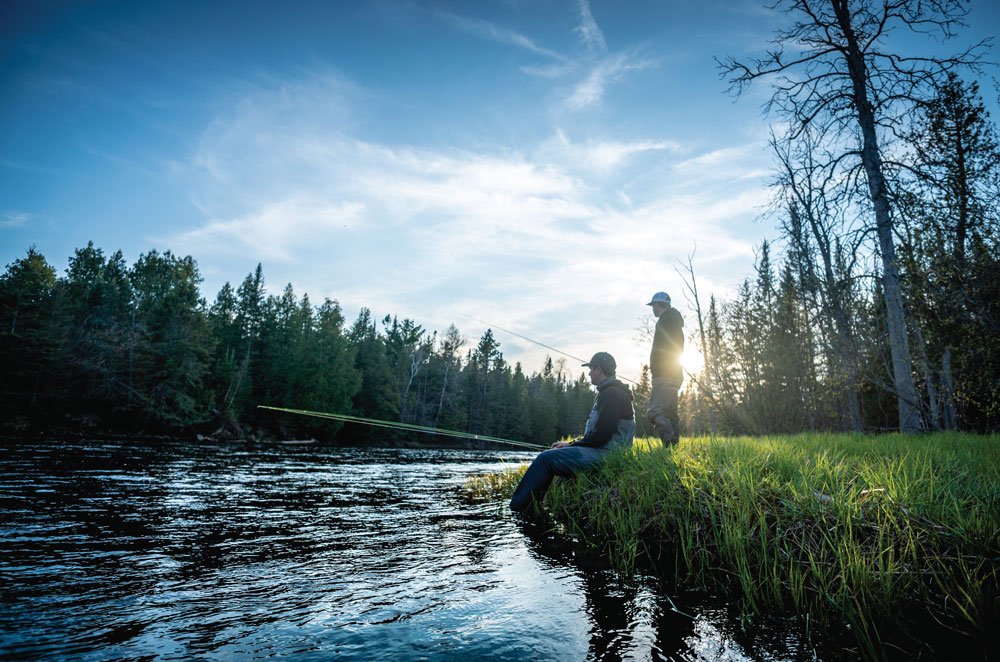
651,302,668,318
588,365,604,385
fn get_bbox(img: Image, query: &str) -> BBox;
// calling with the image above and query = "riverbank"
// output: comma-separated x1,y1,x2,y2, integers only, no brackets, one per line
467,433,1000,659
1,424,518,451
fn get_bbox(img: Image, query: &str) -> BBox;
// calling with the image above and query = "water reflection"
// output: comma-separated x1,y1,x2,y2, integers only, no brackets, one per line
1,440,807,660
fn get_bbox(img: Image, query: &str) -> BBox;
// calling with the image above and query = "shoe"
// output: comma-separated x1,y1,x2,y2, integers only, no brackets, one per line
659,432,679,446
652,417,678,446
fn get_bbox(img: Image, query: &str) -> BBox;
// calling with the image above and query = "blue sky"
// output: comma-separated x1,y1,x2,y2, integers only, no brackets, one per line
2,0,998,380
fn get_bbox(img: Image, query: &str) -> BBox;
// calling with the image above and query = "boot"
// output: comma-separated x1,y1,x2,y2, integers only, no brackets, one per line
651,416,679,446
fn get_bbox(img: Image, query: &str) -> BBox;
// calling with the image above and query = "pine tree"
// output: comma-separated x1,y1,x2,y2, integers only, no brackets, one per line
347,308,398,441
127,250,213,427
0,247,61,426
61,243,133,423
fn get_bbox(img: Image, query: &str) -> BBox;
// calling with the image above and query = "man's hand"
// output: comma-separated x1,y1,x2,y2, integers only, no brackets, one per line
551,440,573,449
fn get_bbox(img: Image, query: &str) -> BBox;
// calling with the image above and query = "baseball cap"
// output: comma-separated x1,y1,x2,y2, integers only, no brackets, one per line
581,351,616,374
646,291,671,306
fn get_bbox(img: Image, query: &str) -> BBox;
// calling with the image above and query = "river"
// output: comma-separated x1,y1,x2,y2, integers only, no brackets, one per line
1,440,810,660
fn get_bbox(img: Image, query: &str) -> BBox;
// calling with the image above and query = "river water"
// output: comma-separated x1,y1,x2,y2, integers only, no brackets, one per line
1,440,809,660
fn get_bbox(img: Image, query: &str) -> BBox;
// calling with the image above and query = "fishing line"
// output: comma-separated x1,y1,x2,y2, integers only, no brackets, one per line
463,314,589,365
465,313,746,438
462,314,640,386
257,405,548,451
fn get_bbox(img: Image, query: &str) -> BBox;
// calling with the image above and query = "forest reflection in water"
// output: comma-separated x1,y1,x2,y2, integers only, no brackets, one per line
0,440,809,660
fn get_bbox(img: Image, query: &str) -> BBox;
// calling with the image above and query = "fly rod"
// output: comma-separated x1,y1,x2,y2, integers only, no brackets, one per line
258,405,548,451
463,314,640,387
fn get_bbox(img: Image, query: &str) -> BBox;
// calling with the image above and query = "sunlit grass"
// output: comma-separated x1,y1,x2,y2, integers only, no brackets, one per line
463,464,525,501
466,432,1000,655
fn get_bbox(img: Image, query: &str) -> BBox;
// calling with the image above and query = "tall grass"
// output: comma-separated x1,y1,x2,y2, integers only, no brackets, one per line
467,433,1000,656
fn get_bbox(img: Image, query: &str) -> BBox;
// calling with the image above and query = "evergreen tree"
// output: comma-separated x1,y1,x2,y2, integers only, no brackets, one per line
223,264,266,421
466,330,502,434
526,357,560,443
382,315,430,424
60,243,133,423
127,250,213,427
0,247,61,426
207,281,241,430
279,297,360,439
902,74,1000,430
347,308,398,441
430,324,467,431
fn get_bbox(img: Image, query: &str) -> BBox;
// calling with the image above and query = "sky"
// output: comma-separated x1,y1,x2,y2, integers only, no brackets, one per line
2,0,998,383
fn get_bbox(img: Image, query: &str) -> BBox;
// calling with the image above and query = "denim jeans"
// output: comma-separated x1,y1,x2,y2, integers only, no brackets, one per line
509,444,609,512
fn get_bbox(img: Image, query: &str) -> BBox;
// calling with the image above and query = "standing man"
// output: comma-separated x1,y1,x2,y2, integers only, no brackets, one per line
509,352,635,513
646,291,684,446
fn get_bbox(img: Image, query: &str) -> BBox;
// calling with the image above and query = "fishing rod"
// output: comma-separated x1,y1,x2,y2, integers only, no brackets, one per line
462,314,641,387
257,405,548,451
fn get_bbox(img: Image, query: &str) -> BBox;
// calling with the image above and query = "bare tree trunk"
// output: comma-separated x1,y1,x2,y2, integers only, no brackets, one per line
834,0,923,432
913,322,940,430
679,253,717,436
9,295,18,335
224,339,252,412
941,347,957,430
400,347,426,424
434,361,450,428
779,148,863,432
833,305,863,432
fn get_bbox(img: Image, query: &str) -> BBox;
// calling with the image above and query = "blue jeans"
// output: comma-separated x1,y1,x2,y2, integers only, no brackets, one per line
509,445,609,512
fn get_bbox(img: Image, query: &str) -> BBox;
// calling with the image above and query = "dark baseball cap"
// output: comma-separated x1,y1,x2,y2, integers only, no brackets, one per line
582,351,616,374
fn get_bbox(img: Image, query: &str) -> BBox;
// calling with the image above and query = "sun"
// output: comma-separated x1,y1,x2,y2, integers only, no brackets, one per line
680,346,705,376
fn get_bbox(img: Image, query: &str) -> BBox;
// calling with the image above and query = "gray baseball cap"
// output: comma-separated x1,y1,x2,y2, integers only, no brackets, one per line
646,291,671,306
582,352,616,375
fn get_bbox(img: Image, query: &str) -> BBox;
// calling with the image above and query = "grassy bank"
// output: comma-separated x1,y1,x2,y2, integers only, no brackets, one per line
467,433,1000,657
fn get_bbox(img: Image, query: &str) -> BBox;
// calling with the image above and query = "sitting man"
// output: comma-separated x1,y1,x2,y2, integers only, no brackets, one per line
509,351,635,513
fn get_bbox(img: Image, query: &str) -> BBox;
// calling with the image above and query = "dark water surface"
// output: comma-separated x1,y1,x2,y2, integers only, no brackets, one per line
1,440,808,660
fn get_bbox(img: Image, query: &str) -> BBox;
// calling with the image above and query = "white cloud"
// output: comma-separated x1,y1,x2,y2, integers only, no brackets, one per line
167,71,771,376
1,211,32,229
438,11,569,63
164,199,365,262
575,0,607,53
565,51,658,110
520,62,577,79
546,129,685,171
438,6,655,113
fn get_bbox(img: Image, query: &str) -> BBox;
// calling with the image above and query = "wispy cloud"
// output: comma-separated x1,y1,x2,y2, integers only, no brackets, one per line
566,51,658,110
547,129,685,171
1,211,32,229
574,0,607,52
438,11,569,62
439,5,655,111
674,145,772,181
166,72,771,373
165,199,365,262
519,62,576,79
0,159,61,175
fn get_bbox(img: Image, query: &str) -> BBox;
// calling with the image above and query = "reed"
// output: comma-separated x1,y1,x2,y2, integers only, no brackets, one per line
467,433,1000,656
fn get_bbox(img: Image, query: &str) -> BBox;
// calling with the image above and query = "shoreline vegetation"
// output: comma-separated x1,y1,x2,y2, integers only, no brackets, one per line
465,432,1000,659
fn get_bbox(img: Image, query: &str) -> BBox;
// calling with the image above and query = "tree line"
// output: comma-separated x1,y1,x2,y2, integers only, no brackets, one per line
0,248,607,444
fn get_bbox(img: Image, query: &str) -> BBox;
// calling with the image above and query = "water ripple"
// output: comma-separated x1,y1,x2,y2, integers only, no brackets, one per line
0,440,804,660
